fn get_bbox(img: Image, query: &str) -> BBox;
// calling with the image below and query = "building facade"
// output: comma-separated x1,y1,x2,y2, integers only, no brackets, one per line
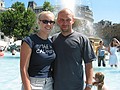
27,1,94,23
0,0,6,13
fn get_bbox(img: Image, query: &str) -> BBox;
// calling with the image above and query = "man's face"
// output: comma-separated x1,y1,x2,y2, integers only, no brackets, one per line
57,12,74,32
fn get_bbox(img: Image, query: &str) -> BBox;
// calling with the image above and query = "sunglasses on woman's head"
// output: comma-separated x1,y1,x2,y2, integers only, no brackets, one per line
40,20,55,24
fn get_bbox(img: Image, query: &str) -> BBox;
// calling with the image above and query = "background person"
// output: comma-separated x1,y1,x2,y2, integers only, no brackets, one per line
93,72,108,90
0,47,4,56
108,38,120,67
11,49,16,55
51,8,96,90
20,11,56,90
96,40,106,67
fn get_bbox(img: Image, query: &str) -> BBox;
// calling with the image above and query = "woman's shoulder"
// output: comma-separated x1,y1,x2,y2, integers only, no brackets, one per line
22,34,36,49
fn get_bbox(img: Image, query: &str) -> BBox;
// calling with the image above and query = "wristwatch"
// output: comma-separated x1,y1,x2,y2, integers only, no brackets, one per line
86,84,93,89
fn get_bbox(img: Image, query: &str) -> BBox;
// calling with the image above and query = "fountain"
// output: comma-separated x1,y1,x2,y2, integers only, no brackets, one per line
51,0,96,38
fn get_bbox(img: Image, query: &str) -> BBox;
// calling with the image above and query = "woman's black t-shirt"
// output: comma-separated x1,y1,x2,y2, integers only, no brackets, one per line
22,34,56,78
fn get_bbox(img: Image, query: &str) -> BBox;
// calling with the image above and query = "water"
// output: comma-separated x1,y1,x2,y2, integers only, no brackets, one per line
92,60,120,90
0,52,120,90
0,52,21,90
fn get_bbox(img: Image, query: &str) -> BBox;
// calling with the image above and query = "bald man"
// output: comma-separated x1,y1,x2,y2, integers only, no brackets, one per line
51,8,96,90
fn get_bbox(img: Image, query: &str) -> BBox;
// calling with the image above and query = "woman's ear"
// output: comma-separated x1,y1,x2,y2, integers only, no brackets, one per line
38,20,40,24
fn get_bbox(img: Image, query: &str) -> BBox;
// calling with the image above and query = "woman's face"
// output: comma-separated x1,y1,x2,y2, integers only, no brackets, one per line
95,77,99,82
113,40,117,45
38,13,55,35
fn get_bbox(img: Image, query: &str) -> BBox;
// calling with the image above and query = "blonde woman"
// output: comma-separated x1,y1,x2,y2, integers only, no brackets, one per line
20,11,56,90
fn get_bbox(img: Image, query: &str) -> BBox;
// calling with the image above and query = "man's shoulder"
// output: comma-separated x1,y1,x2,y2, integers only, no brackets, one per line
52,32,60,37
74,31,88,38
51,32,61,42
97,45,100,48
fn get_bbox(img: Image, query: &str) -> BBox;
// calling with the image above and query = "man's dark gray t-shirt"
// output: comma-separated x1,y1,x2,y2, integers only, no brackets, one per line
52,31,96,90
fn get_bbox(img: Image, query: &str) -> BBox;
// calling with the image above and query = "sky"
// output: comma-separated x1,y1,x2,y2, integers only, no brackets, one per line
3,0,120,23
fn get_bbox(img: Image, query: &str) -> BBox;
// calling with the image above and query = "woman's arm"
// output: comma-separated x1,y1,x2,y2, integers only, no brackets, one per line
107,46,112,55
96,46,99,56
116,39,120,46
20,42,32,90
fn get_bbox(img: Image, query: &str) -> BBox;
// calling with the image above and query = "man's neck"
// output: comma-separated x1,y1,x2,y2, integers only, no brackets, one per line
62,29,74,36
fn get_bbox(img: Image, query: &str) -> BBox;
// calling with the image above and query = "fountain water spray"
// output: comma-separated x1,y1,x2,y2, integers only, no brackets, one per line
52,0,95,37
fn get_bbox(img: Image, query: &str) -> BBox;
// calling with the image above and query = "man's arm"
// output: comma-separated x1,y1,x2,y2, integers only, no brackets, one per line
84,62,93,90
95,46,98,55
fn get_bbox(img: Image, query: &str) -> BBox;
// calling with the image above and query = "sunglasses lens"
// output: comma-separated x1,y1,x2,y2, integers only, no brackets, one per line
50,21,55,24
40,20,55,24
40,20,47,24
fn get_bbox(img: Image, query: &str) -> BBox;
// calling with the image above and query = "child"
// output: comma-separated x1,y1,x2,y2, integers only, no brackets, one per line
93,72,108,90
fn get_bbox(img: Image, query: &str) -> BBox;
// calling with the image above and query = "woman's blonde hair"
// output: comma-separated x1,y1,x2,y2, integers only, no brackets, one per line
38,11,55,20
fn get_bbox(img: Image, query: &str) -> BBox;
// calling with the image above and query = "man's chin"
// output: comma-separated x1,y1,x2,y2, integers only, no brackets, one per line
61,28,68,31
61,29,68,32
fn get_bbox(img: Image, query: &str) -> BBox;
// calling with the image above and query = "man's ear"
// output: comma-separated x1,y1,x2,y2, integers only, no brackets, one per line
72,18,75,24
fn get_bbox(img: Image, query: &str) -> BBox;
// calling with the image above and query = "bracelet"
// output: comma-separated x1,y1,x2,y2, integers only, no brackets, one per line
86,84,93,89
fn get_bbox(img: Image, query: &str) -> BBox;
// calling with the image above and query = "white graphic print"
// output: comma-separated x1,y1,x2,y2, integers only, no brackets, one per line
36,49,45,54
36,44,53,55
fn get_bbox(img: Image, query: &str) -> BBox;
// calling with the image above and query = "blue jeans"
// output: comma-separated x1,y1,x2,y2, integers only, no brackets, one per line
98,56,106,67
22,77,53,90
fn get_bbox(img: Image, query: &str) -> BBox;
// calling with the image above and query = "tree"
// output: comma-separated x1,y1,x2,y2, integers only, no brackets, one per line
0,10,15,37
0,1,36,39
42,1,54,11
94,20,120,45
0,15,2,29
